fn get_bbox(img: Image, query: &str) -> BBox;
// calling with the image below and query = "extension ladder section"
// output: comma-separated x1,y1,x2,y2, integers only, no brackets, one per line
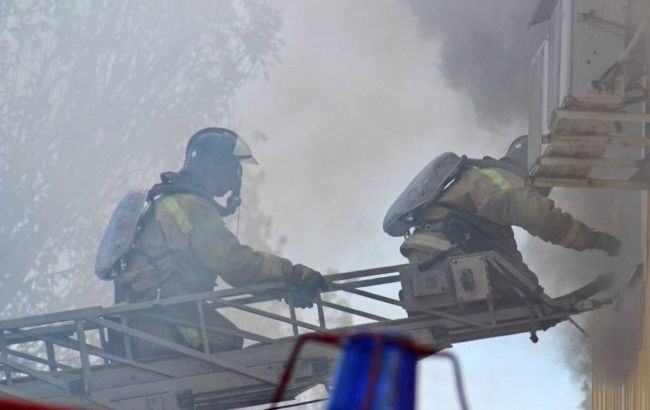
0,255,609,410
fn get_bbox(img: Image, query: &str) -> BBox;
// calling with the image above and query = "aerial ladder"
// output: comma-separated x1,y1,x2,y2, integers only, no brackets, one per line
0,255,612,409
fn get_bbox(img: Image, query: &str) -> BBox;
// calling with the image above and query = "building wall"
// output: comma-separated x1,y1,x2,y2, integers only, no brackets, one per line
592,2,649,406
592,194,650,409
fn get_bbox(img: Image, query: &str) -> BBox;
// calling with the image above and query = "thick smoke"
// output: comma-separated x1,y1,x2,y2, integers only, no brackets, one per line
524,188,643,407
405,0,541,126
406,0,646,405
235,1,582,408
2,0,644,408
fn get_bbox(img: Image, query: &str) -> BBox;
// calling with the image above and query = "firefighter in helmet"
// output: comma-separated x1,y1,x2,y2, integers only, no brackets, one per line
103,127,327,356
384,135,620,298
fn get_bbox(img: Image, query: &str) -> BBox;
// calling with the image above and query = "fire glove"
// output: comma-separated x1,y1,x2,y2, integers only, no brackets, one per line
590,231,621,258
286,264,328,308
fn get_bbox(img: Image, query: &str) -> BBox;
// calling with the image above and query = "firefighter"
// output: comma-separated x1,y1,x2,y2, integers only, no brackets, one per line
106,127,327,356
384,135,620,298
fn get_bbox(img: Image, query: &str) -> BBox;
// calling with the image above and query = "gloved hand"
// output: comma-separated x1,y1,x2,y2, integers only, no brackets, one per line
590,231,621,257
286,264,328,308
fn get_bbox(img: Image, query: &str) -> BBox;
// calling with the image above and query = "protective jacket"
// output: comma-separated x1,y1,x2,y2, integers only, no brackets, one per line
400,164,603,286
116,192,293,299
112,178,295,354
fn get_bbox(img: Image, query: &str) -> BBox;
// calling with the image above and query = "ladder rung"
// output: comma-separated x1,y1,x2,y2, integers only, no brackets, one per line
543,134,650,148
531,177,650,190
553,110,650,124
539,157,641,168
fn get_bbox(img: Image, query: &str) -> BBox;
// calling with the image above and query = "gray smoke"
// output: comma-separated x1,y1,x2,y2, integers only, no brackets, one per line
405,0,542,126
405,0,646,405
2,0,644,407
0,1,282,314
523,188,643,407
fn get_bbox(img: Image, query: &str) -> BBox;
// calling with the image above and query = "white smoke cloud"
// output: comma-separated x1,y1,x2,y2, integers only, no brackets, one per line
233,1,595,408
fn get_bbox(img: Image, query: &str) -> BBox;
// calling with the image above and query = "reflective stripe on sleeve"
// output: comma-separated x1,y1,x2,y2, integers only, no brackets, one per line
479,168,512,191
160,196,193,234
177,326,202,349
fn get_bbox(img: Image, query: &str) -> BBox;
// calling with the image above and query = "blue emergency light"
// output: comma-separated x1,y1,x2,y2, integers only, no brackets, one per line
270,332,468,410
327,334,419,410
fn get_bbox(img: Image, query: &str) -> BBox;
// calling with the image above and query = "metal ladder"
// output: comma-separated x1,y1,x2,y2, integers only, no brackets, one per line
0,256,607,410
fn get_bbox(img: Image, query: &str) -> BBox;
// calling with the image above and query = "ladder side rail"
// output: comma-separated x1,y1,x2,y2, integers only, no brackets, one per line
1,270,397,355
136,311,276,344
0,264,410,396
0,265,407,333
58,335,175,377
5,289,595,409
4,348,72,372
340,305,572,345
89,318,278,385
0,355,69,390
0,307,104,332
4,261,558,357
3,325,177,395
91,348,328,410
84,270,404,364
9,337,335,404
323,264,408,281
330,275,400,289
12,328,175,378
227,273,400,306
3,322,96,346
318,300,390,322
0,383,39,400
3,261,607,410
330,282,487,328
207,298,327,334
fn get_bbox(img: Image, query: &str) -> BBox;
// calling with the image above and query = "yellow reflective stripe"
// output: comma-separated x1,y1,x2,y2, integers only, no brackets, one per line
160,196,193,234
480,168,511,190
177,326,202,349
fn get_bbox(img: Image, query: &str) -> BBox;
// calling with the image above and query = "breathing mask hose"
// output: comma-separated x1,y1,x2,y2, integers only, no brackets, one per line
216,175,242,217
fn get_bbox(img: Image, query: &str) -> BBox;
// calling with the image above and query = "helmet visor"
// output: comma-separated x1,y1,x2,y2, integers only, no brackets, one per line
233,137,258,165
